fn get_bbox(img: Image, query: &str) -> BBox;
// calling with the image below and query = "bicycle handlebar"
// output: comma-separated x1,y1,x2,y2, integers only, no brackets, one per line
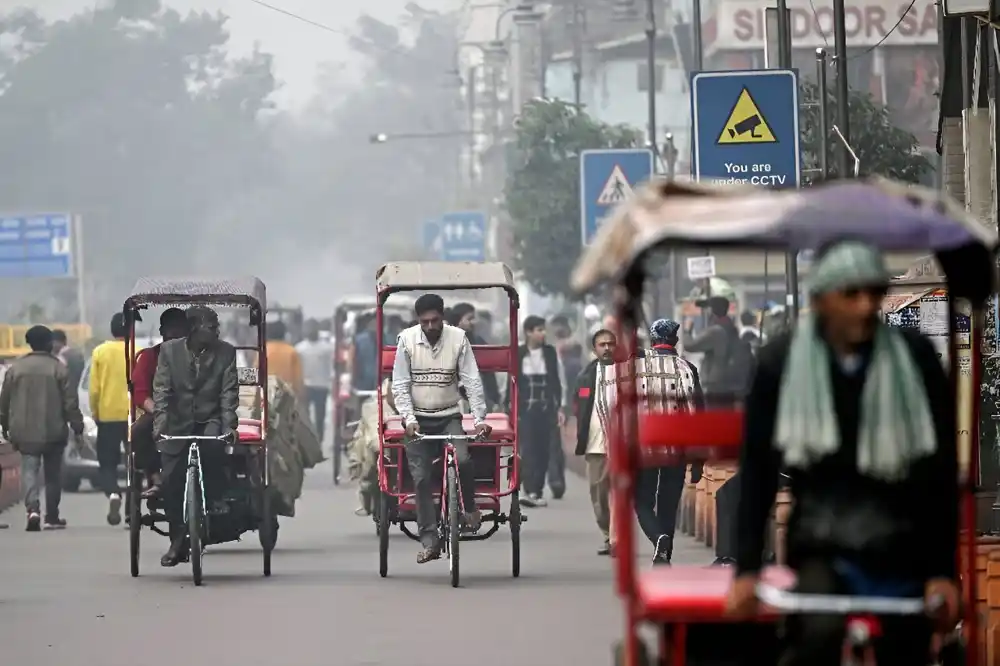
157,434,234,443
411,432,486,442
756,584,936,615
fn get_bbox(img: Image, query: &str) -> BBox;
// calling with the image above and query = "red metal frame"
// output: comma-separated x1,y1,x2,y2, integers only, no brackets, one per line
607,299,984,666
375,291,520,516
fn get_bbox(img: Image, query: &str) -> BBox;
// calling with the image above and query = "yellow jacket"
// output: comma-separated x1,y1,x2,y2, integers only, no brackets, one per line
89,339,131,422
265,341,303,395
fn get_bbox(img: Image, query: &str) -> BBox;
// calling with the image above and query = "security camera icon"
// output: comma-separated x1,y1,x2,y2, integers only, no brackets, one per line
729,114,764,139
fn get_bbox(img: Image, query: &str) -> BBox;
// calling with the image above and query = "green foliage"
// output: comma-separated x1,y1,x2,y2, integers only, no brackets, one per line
504,99,642,299
799,80,931,184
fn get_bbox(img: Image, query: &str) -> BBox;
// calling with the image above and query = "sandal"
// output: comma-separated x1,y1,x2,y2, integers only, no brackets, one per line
416,545,441,564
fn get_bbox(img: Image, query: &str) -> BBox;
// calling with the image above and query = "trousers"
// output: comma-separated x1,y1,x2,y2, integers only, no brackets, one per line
520,405,555,496
159,422,224,535
715,471,740,560
634,465,686,553
21,444,64,518
305,386,329,443
585,453,615,543
780,559,932,666
547,427,566,495
95,421,127,497
405,415,476,548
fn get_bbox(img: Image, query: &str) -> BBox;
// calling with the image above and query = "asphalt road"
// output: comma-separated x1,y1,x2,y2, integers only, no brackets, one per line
0,462,711,666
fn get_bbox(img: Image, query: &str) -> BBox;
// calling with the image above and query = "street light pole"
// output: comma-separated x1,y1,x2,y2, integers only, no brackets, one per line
832,0,851,177
645,0,656,148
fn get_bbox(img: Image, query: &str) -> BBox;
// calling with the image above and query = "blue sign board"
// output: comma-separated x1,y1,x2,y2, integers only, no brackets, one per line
691,69,800,188
0,213,73,278
580,148,654,245
439,211,486,262
422,219,442,258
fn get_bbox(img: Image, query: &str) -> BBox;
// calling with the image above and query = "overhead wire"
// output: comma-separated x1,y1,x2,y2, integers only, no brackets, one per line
803,0,918,62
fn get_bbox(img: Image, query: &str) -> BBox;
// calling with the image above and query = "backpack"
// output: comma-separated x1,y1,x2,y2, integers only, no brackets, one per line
722,327,756,397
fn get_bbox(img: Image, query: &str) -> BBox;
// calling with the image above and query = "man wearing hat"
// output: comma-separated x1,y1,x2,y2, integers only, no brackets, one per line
724,240,960,664
635,319,705,564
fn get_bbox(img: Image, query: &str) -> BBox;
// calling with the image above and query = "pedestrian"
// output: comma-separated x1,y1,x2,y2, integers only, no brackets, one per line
682,295,755,566
738,310,762,354
295,318,334,443
725,239,960,664
351,313,378,392
634,319,705,565
514,315,565,507
89,312,131,526
52,329,85,391
265,320,304,397
446,303,501,409
1,325,84,531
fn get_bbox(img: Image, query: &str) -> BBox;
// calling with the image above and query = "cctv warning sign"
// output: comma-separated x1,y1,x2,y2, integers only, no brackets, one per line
717,88,776,145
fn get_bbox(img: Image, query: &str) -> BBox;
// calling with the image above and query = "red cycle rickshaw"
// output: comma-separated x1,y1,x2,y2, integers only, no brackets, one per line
374,261,524,587
570,178,995,665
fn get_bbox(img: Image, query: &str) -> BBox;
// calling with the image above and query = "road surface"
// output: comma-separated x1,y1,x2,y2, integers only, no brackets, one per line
0,463,710,666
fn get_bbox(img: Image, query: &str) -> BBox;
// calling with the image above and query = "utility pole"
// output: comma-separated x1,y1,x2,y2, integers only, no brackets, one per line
692,0,703,69
776,0,799,319
645,0,656,148
832,0,851,177
571,2,583,110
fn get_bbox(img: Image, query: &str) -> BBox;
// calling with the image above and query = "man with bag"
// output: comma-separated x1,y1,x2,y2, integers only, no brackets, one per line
0,325,85,531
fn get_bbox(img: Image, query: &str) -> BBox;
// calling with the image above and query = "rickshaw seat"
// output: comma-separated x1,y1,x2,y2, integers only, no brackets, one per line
636,565,794,622
639,410,744,451
382,413,514,441
237,418,263,443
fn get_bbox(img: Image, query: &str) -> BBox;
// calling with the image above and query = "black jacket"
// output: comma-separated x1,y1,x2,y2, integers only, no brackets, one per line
735,329,957,582
573,358,601,455
511,343,561,411
471,332,501,408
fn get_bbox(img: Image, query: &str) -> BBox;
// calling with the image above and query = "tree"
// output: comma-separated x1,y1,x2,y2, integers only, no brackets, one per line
799,80,931,183
504,99,642,299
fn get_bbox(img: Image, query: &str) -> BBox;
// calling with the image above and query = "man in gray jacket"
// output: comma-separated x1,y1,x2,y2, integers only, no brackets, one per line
0,325,84,531
153,306,240,566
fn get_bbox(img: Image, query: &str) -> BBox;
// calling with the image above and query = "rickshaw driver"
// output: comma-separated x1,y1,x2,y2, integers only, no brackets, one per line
724,240,961,665
153,306,240,567
391,293,492,564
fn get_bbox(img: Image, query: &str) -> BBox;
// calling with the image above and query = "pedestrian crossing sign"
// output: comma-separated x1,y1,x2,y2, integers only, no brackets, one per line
717,87,776,145
596,165,634,205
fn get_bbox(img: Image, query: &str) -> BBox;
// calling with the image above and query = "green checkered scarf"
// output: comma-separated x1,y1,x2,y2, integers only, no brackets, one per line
774,241,937,481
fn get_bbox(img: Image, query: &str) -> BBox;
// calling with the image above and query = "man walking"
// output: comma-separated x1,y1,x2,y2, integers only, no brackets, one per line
635,319,704,564
52,329,85,391
90,312,132,526
573,329,618,555
296,319,334,442
1,326,84,530
265,320,304,397
514,315,565,507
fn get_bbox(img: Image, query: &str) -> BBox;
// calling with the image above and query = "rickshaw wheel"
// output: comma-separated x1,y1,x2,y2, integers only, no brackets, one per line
187,467,203,587
509,490,521,578
128,472,141,578
259,488,274,577
378,492,390,577
447,467,460,588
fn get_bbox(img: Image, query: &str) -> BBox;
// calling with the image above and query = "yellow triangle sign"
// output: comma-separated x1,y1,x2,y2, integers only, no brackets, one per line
716,88,776,145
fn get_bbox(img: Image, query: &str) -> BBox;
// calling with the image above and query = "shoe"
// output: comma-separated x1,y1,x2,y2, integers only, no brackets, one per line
416,544,442,564
107,494,122,526
463,510,482,533
354,506,370,517
160,536,190,567
44,517,67,530
598,540,611,556
550,486,565,500
711,556,737,567
652,535,672,566
519,494,538,508
25,512,41,532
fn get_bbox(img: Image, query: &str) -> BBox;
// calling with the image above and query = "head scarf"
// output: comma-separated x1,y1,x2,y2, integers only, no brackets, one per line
649,318,680,345
774,240,936,481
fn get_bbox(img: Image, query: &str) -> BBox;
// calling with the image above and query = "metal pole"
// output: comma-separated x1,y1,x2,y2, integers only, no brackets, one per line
816,48,830,180
645,0,656,146
692,0,703,69
572,2,583,109
467,65,477,187
832,0,851,177
74,214,86,325
777,0,798,320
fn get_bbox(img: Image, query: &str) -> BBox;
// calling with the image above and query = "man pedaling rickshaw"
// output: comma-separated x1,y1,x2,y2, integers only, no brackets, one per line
390,293,492,564
725,240,961,665
153,306,240,567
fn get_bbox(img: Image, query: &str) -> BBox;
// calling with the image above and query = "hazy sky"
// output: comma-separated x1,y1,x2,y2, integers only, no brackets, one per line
9,0,463,108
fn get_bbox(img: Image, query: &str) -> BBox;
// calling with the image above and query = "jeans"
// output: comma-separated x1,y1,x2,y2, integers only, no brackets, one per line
547,428,566,495
22,444,64,518
95,421,127,497
305,386,329,443
519,405,555,496
405,416,476,548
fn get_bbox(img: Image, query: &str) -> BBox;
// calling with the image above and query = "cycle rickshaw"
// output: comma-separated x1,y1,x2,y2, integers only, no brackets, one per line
123,276,277,586
374,261,524,587
570,178,995,665
332,296,411,484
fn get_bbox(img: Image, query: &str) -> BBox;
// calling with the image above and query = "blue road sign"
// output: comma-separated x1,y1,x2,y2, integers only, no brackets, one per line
0,213,73,278
422,219,442,258
691,69,800,188
580,148,654,245
440,211,486,262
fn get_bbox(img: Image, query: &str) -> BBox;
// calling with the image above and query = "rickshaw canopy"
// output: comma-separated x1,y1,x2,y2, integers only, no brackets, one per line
376,261,519,305
124,276,267,310
572,177,998,303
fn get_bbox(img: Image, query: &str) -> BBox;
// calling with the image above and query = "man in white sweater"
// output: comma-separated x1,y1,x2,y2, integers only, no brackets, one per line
391,293,492,563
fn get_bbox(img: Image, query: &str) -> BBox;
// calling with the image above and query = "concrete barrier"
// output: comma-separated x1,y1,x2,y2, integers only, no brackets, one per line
0,440,21,513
